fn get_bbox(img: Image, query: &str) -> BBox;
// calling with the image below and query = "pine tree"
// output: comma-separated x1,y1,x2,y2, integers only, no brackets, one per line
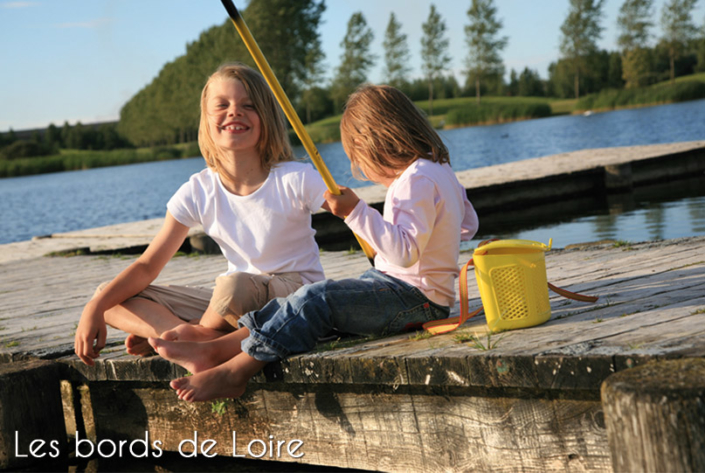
660,0,699,84
560,0,605,99
382,13,411,89
464,0,508,104
331,12,376,112
421,4,452,116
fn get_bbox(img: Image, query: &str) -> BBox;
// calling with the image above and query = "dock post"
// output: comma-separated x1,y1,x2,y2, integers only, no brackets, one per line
601,358,705,472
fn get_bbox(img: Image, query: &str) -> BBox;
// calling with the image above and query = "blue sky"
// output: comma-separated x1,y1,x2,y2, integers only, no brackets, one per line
1,0,703,131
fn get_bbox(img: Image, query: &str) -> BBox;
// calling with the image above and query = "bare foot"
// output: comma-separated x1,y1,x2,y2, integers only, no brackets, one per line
170,353,267,402
148,337,218,374
125,334,154,357
161,323,225,342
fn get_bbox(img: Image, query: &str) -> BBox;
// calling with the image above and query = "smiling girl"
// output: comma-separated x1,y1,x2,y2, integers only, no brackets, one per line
74,63,329,366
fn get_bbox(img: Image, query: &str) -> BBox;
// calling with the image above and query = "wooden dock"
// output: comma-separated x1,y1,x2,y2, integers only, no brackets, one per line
1,234,704,471
1,141,705,471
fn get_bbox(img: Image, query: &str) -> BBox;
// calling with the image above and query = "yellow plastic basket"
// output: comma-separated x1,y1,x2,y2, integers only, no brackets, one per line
473,239,553,332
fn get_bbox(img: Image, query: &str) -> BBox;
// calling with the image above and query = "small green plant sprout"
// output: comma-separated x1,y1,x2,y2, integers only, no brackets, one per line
457,331,504,351
346,246,360,255
627,342,644,350
211,400,227,416
452,331,475,344
612,240,635,250
593,318,604,324
5,340,20,348
692,308,705,315
409,330,433,341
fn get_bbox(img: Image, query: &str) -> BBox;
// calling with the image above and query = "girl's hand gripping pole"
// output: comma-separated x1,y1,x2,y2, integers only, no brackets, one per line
220,0,376,265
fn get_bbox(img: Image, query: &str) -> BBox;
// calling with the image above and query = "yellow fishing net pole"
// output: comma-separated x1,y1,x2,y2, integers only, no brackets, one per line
220,0,375,264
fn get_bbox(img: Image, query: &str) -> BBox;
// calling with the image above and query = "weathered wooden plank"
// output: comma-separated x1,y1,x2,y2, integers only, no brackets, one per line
64,379,611,473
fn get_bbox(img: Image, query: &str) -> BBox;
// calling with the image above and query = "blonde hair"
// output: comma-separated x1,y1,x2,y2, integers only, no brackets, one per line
340,84,449,180
198,63,293,173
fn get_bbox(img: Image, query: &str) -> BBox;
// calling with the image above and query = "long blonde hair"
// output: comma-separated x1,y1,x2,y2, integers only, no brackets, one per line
198,63,293,173
340,84,449,180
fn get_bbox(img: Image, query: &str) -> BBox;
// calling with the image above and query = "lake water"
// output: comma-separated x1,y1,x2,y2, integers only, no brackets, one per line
1,99,704,247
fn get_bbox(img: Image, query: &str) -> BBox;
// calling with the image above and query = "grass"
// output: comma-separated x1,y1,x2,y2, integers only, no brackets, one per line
444,101,552,128
45,248,89,257
612,240,633,249
409,330,433,341
652,71,705,87
315,333,387,352
574,75,705,113
302,95,573,144
211,400,227,416
0,143,202,178
5,340,20,348
453,329,505,350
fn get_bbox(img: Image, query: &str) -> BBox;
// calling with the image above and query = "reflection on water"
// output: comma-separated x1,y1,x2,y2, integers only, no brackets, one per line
467,175,705,248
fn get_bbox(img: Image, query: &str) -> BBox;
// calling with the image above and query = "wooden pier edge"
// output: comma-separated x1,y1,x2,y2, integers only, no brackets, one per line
601,358,705,472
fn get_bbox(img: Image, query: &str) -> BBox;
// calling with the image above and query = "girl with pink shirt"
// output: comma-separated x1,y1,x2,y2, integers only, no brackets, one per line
149,84,479,401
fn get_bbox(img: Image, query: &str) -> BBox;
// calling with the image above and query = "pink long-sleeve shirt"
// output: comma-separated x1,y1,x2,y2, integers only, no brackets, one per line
345,159,479,307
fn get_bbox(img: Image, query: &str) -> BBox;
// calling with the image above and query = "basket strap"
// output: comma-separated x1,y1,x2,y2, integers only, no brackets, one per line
423,258,482,335
548,282,599,303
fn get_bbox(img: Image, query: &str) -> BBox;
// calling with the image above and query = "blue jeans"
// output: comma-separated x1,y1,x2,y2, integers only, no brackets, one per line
238,269,450,362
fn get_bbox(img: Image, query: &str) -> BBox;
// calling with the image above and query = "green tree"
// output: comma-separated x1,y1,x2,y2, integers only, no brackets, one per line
661,0,699,84
622,47,656,86
618,0,654,50
382,12,411,89
301,39,326,124
61,121,71,148
560,0,605,99
508,69,519,96
618,0,655,87
421,4,452,116
518,67,545,96
464,0,508,104
66,122,85,149
46,123,62,148
245,0,326,99
607,51,625,88
117,0,326,146
331,12,376,112
697,21,705,72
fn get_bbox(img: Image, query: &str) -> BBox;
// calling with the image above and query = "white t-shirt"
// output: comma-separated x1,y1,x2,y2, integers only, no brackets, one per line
167,161,327,284
345,159,479,307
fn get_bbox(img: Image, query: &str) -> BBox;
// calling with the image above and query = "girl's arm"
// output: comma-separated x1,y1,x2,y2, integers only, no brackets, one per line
74,212,189,365
326,181,434,268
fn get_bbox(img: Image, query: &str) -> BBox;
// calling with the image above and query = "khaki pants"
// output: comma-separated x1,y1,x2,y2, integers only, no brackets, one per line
95,272,304,327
